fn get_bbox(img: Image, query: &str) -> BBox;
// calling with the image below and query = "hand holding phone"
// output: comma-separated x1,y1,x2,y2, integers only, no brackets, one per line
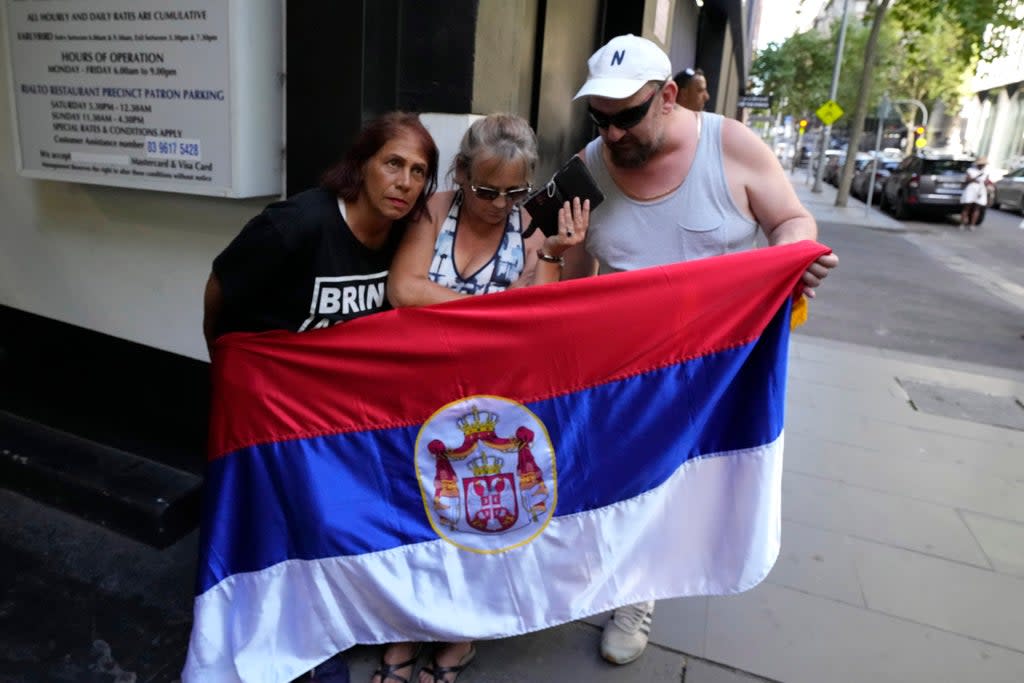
523,156,604,238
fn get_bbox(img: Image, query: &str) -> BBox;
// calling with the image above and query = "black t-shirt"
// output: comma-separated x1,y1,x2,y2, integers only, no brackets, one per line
212,187,405,336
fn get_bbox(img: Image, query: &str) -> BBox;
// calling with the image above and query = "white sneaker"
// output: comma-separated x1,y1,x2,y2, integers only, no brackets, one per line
600,601,655,664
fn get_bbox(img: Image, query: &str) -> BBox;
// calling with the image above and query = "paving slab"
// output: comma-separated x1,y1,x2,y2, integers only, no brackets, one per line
780,471,989,567
345,621,687,682
704,581,1024,683
684,658,775,683
898,378,1024,431
960,510,1024,578
852,538,1024,652
765,520,865,607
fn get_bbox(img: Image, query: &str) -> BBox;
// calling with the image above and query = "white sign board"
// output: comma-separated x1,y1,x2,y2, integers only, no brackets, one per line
3,0,282,197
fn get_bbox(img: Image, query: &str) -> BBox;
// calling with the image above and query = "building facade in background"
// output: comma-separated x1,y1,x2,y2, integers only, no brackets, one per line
0,0,754,540
959,18,1024,172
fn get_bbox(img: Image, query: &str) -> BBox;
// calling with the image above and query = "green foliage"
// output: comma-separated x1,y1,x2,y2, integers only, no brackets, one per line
751,31,834,119
889,0,1023,64
750,0,1023,125
881,9,973,116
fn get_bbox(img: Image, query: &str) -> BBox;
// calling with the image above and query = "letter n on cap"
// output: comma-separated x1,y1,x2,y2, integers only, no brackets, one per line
611,50,625,66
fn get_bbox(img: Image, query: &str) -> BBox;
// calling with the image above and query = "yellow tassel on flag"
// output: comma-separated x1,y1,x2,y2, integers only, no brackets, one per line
790,295,808,329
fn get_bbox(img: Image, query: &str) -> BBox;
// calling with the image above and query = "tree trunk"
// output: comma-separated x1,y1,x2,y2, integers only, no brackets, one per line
835,0,890,207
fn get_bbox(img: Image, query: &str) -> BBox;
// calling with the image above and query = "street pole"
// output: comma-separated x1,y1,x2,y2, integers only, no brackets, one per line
812,0,851,193
865,93,890,217
892,99,929,154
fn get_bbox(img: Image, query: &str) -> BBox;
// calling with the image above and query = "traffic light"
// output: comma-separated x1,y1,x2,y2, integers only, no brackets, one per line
914,125,927,149
799,119,808,133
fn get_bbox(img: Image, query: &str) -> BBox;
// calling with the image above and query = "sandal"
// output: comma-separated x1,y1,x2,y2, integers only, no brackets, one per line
371,643,422,683
420,644,476,683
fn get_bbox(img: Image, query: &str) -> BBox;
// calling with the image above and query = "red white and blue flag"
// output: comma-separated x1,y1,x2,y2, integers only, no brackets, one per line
183,241,830,682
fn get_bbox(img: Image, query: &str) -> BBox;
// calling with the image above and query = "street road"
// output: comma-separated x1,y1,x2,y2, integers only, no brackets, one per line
798,206,1024,371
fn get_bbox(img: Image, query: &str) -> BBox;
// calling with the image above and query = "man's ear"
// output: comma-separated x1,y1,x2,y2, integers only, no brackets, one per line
662,80,679,112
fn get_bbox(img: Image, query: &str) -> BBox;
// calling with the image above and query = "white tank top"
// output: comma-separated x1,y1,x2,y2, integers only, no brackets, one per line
583,112,759,274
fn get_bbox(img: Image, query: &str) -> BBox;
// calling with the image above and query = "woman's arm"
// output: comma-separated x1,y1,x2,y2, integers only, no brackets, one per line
387,192,469,307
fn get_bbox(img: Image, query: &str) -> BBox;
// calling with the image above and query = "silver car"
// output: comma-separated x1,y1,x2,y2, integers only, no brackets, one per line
880,154,974,220
993,167,1024,213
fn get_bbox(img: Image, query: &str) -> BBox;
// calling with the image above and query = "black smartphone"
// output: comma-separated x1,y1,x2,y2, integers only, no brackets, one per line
522,156,605,238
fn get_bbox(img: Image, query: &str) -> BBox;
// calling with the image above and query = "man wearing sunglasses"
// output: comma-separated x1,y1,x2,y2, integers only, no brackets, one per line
562,33,838,667
674,67,710,112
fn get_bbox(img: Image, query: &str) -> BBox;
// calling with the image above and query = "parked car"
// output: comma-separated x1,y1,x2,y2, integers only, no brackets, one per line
824,152,872,186
879,154,974,220
992,166,1024,213
816,150,844,182
850,158,901,203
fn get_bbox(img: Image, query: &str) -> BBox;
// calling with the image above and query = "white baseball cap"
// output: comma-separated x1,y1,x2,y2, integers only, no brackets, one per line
574,34,672,100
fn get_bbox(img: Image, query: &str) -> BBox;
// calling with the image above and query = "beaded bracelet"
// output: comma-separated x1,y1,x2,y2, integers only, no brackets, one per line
537,249,565,267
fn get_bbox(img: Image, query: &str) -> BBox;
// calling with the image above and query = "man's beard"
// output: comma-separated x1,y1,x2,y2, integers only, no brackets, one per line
607,132,662,168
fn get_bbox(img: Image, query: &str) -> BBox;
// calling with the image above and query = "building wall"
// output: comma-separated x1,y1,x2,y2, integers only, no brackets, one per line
531,0,603,180
0,20,261,362
669,1,700,73
962,17,1024,172
0,0,749,366
473,0,538,120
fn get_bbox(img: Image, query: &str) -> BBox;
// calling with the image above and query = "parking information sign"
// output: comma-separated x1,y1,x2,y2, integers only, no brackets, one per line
816,100,844,126
3,0,283,198
737,94,772,109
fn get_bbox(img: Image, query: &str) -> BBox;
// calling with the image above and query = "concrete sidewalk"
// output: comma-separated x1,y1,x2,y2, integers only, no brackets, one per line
344,336,1024,683
788,169,905,232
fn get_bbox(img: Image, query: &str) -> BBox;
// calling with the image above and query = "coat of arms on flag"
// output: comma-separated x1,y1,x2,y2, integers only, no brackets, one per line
418,398,555,551
183,241,832,683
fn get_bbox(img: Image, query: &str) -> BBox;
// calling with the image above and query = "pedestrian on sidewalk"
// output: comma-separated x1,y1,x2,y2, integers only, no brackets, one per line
959,156,991,232
673,67,709,111
562,33,838,666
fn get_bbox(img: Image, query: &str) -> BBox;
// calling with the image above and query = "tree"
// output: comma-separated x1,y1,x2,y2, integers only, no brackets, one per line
835,0,890,207
751,31,834,119
834,0,1024,207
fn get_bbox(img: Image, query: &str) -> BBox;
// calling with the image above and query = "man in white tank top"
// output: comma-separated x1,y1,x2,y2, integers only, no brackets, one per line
560,34,838,666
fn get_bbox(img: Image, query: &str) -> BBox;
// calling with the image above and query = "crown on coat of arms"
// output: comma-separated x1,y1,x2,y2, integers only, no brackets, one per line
458,407,498,435
468,451,504,476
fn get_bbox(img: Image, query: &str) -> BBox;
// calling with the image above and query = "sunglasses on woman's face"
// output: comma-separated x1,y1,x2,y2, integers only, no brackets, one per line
470,184,532,202
587,85,662,131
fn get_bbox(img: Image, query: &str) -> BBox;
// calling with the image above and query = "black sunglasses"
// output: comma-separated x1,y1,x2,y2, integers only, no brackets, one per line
470,184,532,202
587,85,663,131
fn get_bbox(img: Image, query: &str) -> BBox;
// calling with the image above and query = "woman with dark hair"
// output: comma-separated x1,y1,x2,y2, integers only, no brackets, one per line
203,111,438,346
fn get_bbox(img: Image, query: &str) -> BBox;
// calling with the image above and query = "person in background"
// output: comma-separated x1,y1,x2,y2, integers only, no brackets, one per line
201,111,439,683
565,33,837,667
959,156,991,232
380,113,588,683
673,67,709,111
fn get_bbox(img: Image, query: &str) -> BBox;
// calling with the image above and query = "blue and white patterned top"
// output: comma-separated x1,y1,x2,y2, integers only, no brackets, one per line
427,193,526,295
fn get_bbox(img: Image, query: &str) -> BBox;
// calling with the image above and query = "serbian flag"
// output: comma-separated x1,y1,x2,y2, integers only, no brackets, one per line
183,241,830,682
